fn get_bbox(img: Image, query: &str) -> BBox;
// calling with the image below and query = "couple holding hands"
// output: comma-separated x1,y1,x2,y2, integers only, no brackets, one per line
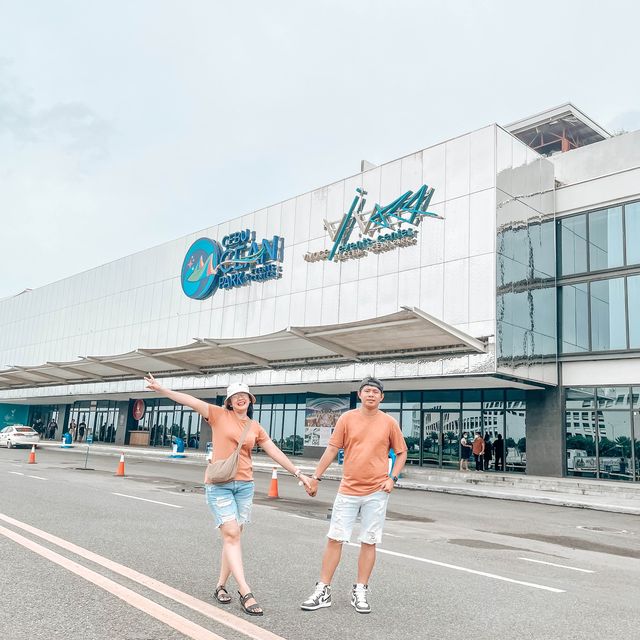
144,374,407,616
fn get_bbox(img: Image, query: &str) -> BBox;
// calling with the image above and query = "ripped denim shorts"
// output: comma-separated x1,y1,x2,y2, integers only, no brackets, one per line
205,481,255,528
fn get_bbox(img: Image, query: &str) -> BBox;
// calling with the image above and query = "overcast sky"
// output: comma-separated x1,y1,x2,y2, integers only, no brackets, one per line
1,0,639,299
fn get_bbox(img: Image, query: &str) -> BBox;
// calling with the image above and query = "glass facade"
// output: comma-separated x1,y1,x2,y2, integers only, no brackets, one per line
138,398,199,448
253,394,306,456
565,387,639,482
558,199,640,354
69,400,120,443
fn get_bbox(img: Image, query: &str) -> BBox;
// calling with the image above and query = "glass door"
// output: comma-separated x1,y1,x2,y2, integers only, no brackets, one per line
422,412,442,467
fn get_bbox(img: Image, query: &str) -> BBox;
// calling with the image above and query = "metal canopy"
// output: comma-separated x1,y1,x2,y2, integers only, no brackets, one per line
0,307,487,391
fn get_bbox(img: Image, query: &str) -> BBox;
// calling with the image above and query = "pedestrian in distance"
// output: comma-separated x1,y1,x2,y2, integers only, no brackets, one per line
483,432,493,471
493,433,505,472
77,420,86,443
301,376,408,614
144,373,312,617
68,419,77,441
472,431,485,471
459,431,472,471
47,419,58,440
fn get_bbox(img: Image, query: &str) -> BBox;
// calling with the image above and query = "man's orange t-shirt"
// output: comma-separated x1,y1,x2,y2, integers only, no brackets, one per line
472,436,484,455
328,409,407,496
206,405,270,481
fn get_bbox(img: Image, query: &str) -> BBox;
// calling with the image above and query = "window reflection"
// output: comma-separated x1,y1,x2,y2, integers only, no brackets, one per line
589,207,624,271
561,284,589,352
626,202,640,266
590,278,627,351
628,275,640,348
559,214,588,275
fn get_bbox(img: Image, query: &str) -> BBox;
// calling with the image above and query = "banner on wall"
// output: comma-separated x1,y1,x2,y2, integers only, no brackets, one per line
304,394,351,447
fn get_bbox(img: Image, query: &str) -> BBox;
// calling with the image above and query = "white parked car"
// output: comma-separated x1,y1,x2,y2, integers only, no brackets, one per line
0,425,40,449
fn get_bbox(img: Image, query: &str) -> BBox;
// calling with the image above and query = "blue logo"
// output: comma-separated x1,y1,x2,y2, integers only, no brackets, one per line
181,230,284,300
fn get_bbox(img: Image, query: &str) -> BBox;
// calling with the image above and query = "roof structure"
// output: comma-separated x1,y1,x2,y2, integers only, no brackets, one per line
504,103,610,156
0,307,488,391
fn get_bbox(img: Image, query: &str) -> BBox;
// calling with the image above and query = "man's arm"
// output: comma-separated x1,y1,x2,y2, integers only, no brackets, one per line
381,450,408,493
307,444,340,496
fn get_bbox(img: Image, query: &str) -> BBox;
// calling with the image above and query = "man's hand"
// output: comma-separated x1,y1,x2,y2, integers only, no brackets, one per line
306,477,319,497
298,473,312,492
380,477,395,493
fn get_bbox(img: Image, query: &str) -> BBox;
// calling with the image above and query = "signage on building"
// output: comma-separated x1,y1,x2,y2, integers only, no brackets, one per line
181,229,284,300
132,399,145,421
304,185,442,263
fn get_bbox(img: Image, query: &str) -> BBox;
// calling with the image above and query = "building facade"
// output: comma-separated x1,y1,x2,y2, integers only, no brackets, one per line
1,104,638,481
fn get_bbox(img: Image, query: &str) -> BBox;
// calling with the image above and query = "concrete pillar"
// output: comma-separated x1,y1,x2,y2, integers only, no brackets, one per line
525,387,564,477
114,401,129,446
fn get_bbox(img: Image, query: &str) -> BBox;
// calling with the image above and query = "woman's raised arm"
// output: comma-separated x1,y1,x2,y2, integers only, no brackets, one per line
144,373,211,419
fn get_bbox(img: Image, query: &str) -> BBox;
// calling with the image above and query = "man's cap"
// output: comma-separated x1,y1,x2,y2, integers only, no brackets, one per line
224,382,256,407
358,376,384,393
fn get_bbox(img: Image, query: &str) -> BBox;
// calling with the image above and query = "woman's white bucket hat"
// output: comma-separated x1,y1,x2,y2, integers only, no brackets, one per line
224,382,256,406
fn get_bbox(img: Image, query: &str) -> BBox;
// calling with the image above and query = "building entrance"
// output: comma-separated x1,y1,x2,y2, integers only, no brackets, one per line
421,410,461,469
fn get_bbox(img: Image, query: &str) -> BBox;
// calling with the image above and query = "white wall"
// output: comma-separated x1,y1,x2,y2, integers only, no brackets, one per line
0,125,498,369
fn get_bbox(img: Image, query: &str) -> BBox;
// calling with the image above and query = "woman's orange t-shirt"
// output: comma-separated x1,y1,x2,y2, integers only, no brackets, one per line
206,405,270,481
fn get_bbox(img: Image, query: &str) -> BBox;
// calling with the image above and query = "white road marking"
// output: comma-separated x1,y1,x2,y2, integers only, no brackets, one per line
112,492,183,509
519,558,595,573
346,543,566,593
0,512,285,640
26,475,46,480
0,525,227,640
384,533,402,538
8,471,25,475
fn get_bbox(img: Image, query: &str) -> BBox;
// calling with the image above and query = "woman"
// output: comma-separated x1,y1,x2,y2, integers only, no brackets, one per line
459,431,472,471
483,432,493,471
144,374,311,616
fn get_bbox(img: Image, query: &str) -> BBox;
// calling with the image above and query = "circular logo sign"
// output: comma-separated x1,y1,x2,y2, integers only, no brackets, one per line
181,237,223,300
132,399,145,421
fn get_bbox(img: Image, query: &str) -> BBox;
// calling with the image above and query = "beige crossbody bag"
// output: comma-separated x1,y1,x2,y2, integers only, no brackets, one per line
204,418,253,485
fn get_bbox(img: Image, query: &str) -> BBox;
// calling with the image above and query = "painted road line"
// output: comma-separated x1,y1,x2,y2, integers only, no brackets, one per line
346,543,566,593
8,471,25,476
0,525,228,640
26,475,47,480
0,512,285,640
519,558,595,573
112,492,183,509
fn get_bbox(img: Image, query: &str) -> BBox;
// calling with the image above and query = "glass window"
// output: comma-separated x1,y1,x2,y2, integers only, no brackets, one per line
281,411,296,454
596,387,631,409
633,388,640,409
379,392,401,411
597,411,633,481
401,409,422,465
590,278,627,351
560,284,589,352
401,391,421,409
633,409,640,481
483,390,504,409
559,214,587,275
589,207,624,271
505,405,526,473
423,391,460,410
625,201,640,266
566,387,595,409
462,390,481,408
628,275,640,348
566,411,597,477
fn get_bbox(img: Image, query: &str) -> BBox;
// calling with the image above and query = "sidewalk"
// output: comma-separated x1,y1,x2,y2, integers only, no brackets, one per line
39,441,640,516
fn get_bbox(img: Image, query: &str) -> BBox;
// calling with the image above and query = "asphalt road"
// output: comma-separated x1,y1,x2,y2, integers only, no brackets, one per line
1,446,639,640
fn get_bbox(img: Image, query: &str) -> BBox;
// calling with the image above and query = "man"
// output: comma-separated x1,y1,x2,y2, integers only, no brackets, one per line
493,433,504,472
301,377,407,614
472,430,485,471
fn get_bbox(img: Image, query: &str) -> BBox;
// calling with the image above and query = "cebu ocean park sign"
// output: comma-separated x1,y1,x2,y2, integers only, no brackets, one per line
304,185,442,263
181,229,284,300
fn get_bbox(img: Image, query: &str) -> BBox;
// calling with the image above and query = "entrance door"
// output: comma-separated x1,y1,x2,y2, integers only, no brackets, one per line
421,410,461,468
422,412,442,467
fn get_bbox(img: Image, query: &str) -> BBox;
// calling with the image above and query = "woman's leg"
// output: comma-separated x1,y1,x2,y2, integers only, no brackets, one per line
219,520,261,612
217,524,242,587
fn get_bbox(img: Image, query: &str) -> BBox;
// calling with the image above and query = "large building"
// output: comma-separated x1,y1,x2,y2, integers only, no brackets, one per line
1,103,638,481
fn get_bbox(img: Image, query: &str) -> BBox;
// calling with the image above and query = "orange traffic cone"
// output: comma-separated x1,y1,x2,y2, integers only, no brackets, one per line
268,467,279,499
115,453,125,477
28,445,36,464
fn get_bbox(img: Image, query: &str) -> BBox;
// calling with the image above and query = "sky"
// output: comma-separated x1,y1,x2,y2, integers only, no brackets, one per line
1,0,639,299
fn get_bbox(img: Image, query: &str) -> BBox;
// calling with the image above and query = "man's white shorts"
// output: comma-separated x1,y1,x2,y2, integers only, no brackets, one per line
327,491,390,545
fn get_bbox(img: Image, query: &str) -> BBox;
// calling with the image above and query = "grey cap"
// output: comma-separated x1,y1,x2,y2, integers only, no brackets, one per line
358,376,384,393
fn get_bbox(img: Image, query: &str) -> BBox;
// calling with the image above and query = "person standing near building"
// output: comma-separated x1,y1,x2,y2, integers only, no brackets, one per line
483,432,493,471
459,432,472,471
68,419,77,441
472,431,485,471
301,377,407,614
493,433,505,471
47,419,58,440
77,420,86,443
144,373,312,617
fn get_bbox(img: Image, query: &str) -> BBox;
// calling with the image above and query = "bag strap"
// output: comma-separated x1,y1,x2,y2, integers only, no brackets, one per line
234,419,254,453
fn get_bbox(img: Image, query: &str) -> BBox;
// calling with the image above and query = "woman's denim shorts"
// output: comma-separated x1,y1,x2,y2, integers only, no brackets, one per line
205,481,255,528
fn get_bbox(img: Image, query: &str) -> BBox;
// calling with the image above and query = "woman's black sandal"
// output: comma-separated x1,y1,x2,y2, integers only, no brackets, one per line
214,585,231,604
238,591,263,616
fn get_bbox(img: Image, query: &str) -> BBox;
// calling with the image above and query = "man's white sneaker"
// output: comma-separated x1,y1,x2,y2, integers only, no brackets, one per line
351,584,371,614
301,583,332,611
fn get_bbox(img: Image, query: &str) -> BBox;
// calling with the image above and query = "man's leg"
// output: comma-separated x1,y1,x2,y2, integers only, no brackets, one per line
320,538,344,584
357,543,376,585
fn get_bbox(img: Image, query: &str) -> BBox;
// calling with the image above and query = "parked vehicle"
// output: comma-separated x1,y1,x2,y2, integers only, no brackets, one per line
0,425,40,449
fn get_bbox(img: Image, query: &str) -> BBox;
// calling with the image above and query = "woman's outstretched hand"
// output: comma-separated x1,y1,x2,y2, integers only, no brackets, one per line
144,373,164,393
298,473,315,496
